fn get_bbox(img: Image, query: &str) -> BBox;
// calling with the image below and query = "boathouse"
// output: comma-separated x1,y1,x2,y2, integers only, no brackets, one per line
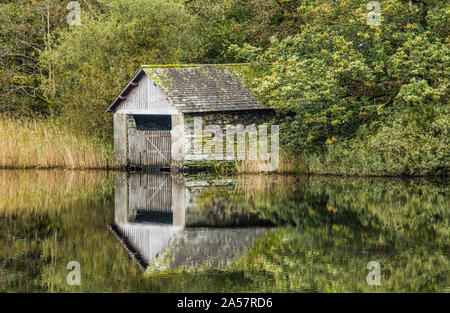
106,64,274,169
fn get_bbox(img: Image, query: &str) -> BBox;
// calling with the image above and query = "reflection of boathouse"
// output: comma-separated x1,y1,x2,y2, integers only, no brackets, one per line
110,173,270,271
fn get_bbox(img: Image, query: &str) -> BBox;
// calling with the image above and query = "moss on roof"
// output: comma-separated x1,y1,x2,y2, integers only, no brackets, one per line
142,64,264,113
141,63,249,68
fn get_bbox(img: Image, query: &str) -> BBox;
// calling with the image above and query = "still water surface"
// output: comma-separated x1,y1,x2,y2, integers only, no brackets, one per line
0,170,448,292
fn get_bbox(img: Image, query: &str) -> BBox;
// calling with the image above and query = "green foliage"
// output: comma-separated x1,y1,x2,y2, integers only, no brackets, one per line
185,0,303,62
233,0,449,175
40,0,199,140
311,100,449,176
0,0,68,117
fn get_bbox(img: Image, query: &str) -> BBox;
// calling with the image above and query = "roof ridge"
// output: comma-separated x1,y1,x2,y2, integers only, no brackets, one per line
107,64,268,114
141,63,249,68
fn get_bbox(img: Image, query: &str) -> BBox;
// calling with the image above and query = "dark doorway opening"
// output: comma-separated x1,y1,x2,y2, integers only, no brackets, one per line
134,115,172,131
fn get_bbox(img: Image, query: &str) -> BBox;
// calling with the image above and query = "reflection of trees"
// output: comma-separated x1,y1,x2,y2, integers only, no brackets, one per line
1,173,447,292
189,176,448,246
226,177,449,292
248,177,449,247
0,214,55,292
0,170,116,292
229,226,448,292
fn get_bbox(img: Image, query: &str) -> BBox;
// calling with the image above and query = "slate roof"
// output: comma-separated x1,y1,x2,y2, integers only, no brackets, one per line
106,64,267,113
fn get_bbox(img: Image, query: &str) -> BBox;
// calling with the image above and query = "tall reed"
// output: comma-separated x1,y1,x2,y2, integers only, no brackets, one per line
0,116,112,169
235,154,307,174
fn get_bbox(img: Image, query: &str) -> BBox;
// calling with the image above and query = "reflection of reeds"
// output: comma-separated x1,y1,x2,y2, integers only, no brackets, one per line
0,116,112,169
0,170,111,217
233,174,308,196
236,154,307,174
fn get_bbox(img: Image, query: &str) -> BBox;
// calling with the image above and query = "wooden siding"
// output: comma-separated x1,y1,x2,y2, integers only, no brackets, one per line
128,129,171,168
115,74,179,114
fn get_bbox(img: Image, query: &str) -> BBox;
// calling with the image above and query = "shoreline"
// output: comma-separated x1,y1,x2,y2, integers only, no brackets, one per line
0,165,448,179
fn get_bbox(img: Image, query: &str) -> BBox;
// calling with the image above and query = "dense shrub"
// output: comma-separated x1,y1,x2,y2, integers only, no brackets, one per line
233,0,449,175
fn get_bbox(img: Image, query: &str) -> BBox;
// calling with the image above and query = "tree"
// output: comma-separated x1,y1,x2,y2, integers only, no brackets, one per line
40,0,200,140
0,0,68,117
232,0,449,175
184,0,304,63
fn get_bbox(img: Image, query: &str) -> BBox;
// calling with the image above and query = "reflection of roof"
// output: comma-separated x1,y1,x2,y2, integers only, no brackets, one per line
150,228,269,272
109,223,182,270
106,64,268,113
110,224,269,272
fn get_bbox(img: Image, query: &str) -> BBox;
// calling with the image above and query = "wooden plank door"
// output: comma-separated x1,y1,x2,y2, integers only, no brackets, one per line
128,129,171,168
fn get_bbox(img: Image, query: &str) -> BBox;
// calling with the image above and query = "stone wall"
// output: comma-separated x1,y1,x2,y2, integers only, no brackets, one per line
183,109,275,161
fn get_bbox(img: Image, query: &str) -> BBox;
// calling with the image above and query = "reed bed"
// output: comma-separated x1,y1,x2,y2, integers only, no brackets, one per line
233,174,308,195
0,116,112,169
235,154,307,174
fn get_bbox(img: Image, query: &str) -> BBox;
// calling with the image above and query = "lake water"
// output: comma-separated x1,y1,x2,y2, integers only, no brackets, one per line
0,170,448,292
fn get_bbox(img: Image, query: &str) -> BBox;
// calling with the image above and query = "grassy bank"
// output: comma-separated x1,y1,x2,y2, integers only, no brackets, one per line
211,152,449,177
0,116,112,169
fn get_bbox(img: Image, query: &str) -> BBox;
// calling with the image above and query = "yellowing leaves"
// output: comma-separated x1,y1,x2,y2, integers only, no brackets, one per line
326,136,337,145
327,205,338,213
